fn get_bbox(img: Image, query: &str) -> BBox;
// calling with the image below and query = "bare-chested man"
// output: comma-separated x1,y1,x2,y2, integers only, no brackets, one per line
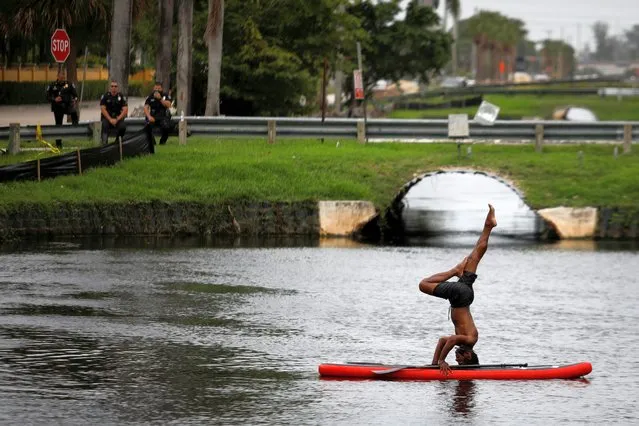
418,204,497,375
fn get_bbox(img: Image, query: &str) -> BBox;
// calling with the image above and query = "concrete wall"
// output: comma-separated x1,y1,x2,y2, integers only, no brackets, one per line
318,201,377,237
537,207,598,239
538,206,639,240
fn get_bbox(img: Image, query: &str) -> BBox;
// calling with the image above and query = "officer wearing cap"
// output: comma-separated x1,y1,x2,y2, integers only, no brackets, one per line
46,70,79,148
100,80,128,145
144,81,173,150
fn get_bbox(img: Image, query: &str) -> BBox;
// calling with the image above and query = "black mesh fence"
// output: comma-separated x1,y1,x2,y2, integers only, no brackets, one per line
0,128,152,183
394,95,484,110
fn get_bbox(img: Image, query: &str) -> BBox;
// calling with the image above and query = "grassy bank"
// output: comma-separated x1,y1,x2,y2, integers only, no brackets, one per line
0,138,97,166
389,94,639,121
0,137,638,209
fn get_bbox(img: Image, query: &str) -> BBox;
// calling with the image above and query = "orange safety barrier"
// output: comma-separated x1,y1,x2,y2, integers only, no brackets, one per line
0,65,155,82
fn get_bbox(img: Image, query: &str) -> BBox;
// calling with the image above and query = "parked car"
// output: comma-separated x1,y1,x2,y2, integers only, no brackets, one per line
552,107,598,122
440,76,468,88
533,73,550,82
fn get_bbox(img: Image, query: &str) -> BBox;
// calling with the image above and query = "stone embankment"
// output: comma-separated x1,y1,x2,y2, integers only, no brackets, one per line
0,201,637,242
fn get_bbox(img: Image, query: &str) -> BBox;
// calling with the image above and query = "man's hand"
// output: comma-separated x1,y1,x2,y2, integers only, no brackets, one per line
148,116,155,123
438,360,451,376
110,118,117,126
55,96,62,102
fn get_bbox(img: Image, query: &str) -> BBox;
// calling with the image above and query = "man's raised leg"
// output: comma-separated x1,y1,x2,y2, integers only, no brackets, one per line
464,204,497,273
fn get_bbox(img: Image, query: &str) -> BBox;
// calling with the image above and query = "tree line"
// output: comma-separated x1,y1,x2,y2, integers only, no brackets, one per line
0,0,455,116
589,22,639,63
2,1,617,116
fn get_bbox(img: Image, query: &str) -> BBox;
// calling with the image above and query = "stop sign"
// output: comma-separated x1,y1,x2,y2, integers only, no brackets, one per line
51,29,71,63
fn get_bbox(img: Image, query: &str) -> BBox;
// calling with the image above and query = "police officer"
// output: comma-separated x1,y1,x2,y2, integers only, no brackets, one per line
100,80,128,145
144,81,173,149
46,70,79,148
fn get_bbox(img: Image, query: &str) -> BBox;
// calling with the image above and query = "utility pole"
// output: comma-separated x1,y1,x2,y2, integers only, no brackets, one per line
577,23,581,57
471,8,478,80
558,27,564,79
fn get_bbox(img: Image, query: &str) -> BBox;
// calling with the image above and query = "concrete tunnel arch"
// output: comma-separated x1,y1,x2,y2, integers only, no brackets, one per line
356,169,556,242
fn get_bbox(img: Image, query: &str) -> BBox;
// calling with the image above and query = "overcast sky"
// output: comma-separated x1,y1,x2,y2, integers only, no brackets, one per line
401,0,639,51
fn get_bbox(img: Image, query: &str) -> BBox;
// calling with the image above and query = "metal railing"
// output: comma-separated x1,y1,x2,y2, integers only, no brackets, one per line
1,116,638,144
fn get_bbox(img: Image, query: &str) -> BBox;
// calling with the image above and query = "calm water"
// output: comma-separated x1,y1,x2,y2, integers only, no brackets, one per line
0,236,638,425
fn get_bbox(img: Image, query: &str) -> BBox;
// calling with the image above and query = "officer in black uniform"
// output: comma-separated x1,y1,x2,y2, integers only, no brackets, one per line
100,80,128,145
144,81,173,150
46,70,79,148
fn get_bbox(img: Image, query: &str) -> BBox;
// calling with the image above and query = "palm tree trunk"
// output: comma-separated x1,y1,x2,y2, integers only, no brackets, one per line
66,32,79,84
109,0,132,96
442,5,448,32
156,0,174,89
205,0,224,116
177,0,193,115
475,42,482,81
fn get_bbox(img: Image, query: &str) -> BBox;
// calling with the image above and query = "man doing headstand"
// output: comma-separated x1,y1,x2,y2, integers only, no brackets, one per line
418,204,497,375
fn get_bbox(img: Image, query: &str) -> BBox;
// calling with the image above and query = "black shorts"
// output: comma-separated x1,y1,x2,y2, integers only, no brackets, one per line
433,271,477,308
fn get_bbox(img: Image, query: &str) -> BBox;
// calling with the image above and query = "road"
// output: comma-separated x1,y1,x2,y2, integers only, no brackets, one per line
0,97,147,127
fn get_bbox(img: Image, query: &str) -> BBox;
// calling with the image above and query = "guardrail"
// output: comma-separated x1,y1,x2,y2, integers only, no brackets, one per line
1,117,637,151
388,77,632,100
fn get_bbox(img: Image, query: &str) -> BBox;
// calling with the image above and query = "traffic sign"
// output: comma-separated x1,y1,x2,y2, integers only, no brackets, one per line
51,29,71,63
353,69,364,100
448,114,469,138
474,101,500,126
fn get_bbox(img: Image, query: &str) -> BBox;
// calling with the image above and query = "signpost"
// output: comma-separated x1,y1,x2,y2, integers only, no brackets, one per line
50,29,71,63
448,114,470,159
355,41,367,143
353,70,364,100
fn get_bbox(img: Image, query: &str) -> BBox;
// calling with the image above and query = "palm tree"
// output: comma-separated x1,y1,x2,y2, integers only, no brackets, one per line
109,0,133,96
467,11,524,82
205,0,224,116
156,0,175,89
177,0,194,115
467,11,495,81
11,0,110,83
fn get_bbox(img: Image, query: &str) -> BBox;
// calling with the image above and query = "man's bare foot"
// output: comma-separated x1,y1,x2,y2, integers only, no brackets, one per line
485,204,497,228
453,256,468,277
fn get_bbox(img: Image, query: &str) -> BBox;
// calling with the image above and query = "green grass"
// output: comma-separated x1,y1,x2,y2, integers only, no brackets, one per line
1,136,638,209
390,94,639,121
0,138,98,166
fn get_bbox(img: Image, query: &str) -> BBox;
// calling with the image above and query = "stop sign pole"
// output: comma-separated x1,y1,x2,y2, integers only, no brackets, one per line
51,28,71,65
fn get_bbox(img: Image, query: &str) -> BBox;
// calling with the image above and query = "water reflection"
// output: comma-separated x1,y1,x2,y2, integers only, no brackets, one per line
452,381,477,417
402,171,546,238
0,235,324,253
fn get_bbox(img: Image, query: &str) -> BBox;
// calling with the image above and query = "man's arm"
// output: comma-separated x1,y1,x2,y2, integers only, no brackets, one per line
70,83,78,99
436,334,474,375
160,97,172,109
144,104,154,122
432,336,449,365
100,105,111,121
117,105,128,122
46,85,58,103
